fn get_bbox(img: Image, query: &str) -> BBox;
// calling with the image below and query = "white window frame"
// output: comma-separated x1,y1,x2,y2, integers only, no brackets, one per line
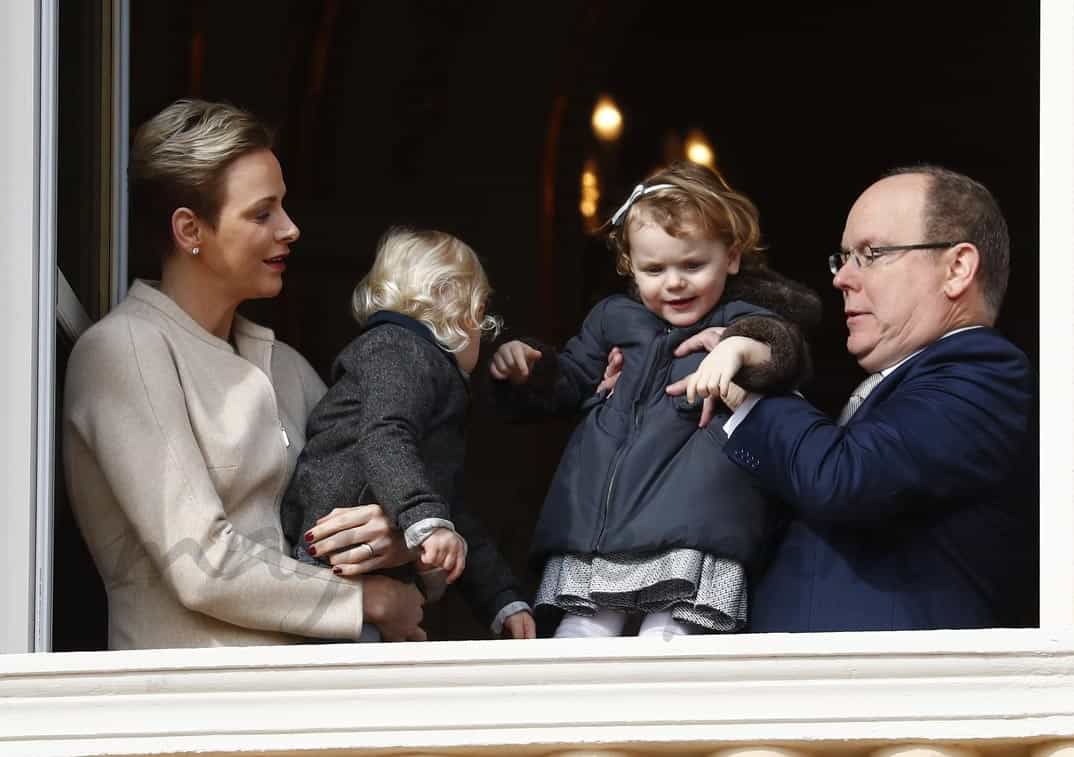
0,0,55,656
0,1,1071,754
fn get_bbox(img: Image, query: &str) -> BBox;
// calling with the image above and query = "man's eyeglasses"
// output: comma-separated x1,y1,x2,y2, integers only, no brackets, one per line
828,242,965,275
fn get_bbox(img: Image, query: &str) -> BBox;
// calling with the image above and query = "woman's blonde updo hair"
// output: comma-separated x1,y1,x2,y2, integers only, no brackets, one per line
352,228,501,353
129,98,275,257
607,161,764,277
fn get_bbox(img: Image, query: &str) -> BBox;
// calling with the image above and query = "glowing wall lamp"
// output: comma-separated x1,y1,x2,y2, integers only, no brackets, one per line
591,95,623,142
684,129,716,169
580,159,601,232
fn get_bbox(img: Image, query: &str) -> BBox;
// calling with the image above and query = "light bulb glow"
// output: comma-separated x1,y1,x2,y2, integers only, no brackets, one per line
591,96,623,141
580,160,601,221
685,130,716,169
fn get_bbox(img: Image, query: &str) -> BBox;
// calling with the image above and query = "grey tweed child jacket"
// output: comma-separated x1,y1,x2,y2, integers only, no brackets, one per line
280,311,529,633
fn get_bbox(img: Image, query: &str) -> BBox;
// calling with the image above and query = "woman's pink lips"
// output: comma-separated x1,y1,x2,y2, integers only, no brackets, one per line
264,254,289,271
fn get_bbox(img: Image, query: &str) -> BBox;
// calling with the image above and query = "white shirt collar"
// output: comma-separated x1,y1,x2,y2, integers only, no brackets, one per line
879,325,984,377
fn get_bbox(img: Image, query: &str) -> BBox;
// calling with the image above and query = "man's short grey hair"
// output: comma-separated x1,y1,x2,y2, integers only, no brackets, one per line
884,164,1010,319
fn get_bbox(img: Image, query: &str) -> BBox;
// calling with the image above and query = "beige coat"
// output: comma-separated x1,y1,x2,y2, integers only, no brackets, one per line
63,281,364,649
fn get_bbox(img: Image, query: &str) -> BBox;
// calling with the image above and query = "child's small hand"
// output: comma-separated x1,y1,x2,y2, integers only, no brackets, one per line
721,380,748,411
419,528,466,583
502,610,536,639
490,340,541,384
685,337,745,405
685,336,771,405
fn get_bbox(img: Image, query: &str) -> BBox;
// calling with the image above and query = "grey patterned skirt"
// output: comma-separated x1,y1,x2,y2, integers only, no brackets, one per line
534,548,748,632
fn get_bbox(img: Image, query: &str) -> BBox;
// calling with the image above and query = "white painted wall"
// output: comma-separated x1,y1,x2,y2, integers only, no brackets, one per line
0,0,41,655
1038,0,1074,627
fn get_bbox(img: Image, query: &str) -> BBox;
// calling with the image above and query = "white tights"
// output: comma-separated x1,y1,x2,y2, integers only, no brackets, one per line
553,609,696,639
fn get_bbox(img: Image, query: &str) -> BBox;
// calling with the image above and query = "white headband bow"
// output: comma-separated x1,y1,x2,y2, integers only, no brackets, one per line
610,183,675,226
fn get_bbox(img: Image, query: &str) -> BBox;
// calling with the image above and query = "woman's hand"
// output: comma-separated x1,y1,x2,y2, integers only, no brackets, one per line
502,610,536,639
361,575,426,642
305,504,417,577
490,340,542,384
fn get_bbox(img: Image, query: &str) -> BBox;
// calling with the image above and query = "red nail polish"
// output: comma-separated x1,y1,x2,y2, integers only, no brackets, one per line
332,566,342,575
307,545,317,557
304,531,314,542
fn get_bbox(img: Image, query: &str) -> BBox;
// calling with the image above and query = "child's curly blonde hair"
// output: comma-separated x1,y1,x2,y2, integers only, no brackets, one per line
607,161,764,277
352,227,501,352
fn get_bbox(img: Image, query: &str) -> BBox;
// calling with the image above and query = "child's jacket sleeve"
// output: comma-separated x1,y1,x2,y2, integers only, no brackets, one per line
450,500,530,632
720,310,811,394
486,298,613,421
720,264,823,393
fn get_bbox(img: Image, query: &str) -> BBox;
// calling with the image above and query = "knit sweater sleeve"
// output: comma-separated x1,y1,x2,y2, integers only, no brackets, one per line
449,501,529,630
323,333,453,533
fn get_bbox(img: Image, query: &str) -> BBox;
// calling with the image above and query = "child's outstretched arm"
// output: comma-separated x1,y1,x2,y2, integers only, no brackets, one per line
490,340,542,383
486,298,617,420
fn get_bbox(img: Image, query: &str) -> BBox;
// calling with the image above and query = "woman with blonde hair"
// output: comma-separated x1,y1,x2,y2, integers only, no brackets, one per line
281,227,536,640
63,99,424,648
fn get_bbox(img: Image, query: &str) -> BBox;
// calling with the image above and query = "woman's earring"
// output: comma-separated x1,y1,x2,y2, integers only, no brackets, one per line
191,247,200,256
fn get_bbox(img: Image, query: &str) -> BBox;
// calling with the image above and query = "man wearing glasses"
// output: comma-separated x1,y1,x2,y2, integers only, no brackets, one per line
671,165,1036,632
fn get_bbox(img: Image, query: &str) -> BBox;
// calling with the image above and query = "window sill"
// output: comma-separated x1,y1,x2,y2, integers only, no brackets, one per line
2,628,1073,756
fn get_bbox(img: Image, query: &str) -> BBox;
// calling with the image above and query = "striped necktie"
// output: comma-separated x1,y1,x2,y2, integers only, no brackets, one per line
836,372,884,426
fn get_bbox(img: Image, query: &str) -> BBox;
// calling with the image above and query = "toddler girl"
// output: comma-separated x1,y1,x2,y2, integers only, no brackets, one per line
282,227,534,640
490,162,819,638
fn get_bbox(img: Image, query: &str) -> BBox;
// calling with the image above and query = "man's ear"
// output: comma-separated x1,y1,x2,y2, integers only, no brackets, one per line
943,242,980,300
171,207,202,254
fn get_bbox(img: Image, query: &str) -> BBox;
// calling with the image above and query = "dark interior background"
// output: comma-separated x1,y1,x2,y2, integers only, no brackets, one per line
55,0,1040,648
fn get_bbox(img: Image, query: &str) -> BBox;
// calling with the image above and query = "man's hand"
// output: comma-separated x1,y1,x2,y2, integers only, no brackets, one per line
596,346,624,396
490,340,542,384
361,575,426,642
502,610,537,639
419,528,466,583
673,326,725,357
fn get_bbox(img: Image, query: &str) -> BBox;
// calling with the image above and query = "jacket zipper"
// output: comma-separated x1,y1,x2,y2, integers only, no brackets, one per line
594,327,672,550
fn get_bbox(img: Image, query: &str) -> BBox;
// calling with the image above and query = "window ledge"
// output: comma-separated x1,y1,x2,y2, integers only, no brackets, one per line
2,628,1073,756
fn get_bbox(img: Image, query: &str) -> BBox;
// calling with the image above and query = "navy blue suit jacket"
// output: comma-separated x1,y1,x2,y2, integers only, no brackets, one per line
724,327,1036,632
